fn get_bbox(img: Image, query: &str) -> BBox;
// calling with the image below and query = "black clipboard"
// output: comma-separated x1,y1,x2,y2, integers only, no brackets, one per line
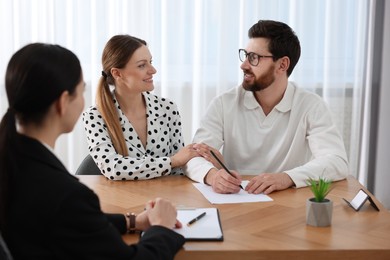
174,208,224,241
139,208,224,241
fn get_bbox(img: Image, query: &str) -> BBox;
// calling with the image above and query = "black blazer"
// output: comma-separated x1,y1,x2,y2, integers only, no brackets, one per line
4,134,184,260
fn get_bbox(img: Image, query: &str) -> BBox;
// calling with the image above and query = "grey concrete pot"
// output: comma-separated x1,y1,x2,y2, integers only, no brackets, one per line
306,198,333,227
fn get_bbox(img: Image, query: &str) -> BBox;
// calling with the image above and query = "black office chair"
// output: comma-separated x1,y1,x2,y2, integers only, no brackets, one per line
75,154,102,175
0,233,13,260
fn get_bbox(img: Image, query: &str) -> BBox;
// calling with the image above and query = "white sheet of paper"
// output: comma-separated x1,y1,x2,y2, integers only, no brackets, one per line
193,180,273,204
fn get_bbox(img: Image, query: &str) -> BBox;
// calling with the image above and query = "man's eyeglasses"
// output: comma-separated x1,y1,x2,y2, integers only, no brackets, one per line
238,49,274,66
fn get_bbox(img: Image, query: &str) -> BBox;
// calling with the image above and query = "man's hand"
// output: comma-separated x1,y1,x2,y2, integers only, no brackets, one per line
205,168,242,194
246,173,294,194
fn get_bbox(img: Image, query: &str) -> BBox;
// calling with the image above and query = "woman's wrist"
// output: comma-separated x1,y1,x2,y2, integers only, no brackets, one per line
125,212,136,233
170,155,178,168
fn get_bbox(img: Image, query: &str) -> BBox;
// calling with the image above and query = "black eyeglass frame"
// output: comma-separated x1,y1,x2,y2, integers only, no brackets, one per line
238,49,274,66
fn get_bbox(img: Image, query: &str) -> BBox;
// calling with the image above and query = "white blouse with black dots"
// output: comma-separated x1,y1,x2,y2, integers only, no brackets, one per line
82,91,185,180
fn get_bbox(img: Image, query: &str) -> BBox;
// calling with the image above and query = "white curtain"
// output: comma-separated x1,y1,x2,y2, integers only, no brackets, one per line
0,0,370,183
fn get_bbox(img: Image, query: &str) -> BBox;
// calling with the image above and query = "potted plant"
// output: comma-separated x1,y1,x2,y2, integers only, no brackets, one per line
306,177,333,227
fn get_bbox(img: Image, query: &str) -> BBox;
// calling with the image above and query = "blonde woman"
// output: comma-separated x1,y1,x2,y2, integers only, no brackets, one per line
83,35,201,180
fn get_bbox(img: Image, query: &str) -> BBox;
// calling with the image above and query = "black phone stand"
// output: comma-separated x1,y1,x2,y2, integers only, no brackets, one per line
343,189,380,211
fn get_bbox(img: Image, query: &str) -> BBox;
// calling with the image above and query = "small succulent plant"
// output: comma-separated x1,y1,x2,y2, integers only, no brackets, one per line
307,177,332,202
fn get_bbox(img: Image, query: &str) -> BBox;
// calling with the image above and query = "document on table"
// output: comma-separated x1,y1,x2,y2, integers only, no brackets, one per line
173,208,223,241
193,180,273,204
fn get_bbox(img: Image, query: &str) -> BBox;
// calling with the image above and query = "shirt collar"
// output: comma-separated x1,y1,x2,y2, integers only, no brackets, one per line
243,87,260,110
243,82,295,112
112,91,154,125
275,82,295,113
40,141,57,155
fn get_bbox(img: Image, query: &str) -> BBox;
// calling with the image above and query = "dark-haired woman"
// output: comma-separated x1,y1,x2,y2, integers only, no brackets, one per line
0,43,184,259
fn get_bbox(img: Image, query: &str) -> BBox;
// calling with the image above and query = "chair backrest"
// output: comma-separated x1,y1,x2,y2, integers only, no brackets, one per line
0,233,13,260
75,154,102,175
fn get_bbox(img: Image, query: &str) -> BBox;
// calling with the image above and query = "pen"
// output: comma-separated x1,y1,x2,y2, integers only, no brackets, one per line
210,150,244,190
187,212,206,226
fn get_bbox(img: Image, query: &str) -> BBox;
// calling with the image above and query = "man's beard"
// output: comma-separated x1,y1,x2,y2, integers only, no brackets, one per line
242,65,275,92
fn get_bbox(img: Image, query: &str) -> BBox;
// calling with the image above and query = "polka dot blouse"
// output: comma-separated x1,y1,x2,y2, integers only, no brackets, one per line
82,91,185,180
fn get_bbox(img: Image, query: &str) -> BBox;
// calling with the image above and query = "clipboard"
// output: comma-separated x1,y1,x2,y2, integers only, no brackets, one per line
174,208,224,241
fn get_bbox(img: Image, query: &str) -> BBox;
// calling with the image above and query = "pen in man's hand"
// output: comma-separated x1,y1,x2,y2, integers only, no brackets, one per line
210,150,244,190
187,212,206,226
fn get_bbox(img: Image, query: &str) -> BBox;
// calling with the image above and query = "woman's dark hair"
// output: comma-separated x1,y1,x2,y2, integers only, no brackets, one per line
0,43,82,231
248,20,301,77
97,35,147,156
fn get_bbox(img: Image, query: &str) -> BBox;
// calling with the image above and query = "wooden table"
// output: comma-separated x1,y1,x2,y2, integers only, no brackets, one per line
78,175,390,260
